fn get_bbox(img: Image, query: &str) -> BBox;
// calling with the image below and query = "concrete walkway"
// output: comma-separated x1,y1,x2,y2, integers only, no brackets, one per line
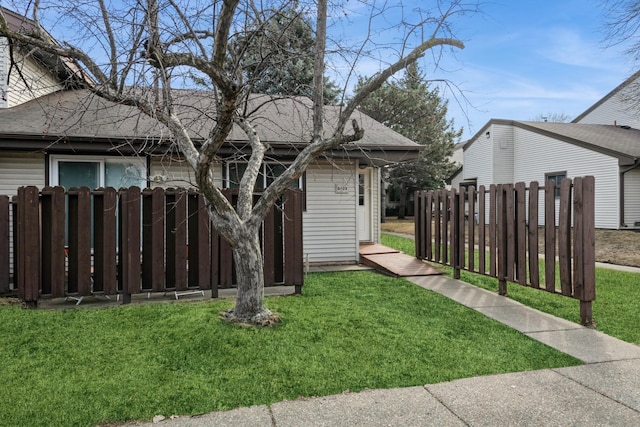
134,271,640,427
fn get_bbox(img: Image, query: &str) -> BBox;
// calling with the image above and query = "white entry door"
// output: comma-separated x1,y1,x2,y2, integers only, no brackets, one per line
358,169,372,242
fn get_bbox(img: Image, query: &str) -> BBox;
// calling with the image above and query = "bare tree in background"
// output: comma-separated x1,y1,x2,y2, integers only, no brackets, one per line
531,112,572,123
0,0,474,325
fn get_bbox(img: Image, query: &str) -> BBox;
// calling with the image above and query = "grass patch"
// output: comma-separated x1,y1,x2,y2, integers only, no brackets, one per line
382,233,640,345
0,271,579,426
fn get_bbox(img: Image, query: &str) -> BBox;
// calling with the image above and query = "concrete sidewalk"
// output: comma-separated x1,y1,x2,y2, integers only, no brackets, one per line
137,274,640,427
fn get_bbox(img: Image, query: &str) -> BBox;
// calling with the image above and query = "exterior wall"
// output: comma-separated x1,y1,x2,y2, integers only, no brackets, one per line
463,129,493,183
0,152,46,195
624,168,640,227
513,127,620,229
371,166,380,243
6,49,64,107
0,38,8,108
576,84,640,128
490,124,515,184
149,156,222,188
303,161,358,264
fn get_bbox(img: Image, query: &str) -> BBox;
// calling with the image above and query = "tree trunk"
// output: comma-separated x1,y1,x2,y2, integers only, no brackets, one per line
223,226,279,325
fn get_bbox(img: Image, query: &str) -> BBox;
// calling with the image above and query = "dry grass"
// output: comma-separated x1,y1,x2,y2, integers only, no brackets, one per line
382,217,640,268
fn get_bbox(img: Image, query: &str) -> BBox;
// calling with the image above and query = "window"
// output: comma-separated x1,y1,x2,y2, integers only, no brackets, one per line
50,156,147,189
225,162,304,191
545,172,566,197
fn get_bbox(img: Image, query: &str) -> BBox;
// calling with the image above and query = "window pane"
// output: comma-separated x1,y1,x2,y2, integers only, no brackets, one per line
228,163,247,189
105,162,146,189
59,161,99,190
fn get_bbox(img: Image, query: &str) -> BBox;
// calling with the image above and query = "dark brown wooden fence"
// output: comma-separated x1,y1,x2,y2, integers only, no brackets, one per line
1,186,304,306
414,177,595,326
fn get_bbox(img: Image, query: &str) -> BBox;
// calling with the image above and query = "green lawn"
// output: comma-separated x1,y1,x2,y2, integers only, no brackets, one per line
382,233,640,345
0,271,580,426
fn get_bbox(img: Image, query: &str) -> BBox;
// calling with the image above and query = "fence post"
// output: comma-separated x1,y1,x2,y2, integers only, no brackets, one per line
68,187,92,297
0,195,10,292
574,176,596,326
17,186,40,307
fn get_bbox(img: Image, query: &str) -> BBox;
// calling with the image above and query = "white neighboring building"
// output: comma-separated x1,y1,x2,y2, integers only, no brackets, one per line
456,72,640,230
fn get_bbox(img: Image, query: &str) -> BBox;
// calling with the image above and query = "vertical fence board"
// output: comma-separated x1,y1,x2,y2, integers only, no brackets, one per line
489,184,497,277
478,186,486,275
515,182,527,285
581,176,596,301
505,185,515,282
425,192,433,260
94,187,118,295
496,185,508,295
68,187,92,296
468,186,476,271
189,192,211,289
0,196,9,292
40,187,65,297
528,182,540,288
559,179,572,296
263,206,276,286
414,191,423,259
572,177,584,299
17,187,40,305
166,189,187,291
456,187,465,270
433,191,441,262
142,188,165,293
119,187,142,302
544,181,556,292
442,189,449,263
284,189,304,289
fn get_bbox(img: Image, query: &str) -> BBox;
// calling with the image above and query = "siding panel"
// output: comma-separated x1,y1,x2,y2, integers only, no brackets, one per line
513,127,619,229
624,168,640,226
303,162,357,263
7,51,64,107
0,152,46,195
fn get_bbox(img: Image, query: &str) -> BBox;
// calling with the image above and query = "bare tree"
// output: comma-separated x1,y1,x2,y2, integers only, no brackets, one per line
531,112,572,123
0,0,473,325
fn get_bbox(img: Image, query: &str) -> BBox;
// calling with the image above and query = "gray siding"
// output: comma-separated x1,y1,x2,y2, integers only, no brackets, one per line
0,38,7,109
624,168,640,227
491,124,515,183
463,131,493,183
513,128,619,229
576,84,640,128
303,161,358,264
149,156,222,188
0,152,46,195
7,50,64,107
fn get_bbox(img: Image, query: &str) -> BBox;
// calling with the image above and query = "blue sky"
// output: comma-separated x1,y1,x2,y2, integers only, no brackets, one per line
331,0,636,141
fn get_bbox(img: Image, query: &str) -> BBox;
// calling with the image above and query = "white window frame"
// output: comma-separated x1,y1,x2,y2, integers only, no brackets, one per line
50,155,147,188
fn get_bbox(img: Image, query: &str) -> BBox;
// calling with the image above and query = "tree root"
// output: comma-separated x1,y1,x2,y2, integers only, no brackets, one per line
220,308,281,327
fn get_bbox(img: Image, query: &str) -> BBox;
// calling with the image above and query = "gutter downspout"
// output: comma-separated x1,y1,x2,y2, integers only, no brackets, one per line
620,158,640,228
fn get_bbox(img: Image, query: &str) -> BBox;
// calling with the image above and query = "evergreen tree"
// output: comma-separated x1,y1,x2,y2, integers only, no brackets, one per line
238,6,340,104
355,63,462,218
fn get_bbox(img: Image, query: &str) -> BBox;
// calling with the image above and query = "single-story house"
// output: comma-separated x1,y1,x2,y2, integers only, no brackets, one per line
451,72,640,230
0,8,421,265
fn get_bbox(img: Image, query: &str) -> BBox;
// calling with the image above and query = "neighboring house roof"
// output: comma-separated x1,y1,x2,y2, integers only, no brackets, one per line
0,7,88,88
463,119,640,166
572,70,640,124
0,89,421,165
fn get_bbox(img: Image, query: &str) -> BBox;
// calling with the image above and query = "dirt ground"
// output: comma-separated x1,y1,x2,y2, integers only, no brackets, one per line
381,218,640,268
